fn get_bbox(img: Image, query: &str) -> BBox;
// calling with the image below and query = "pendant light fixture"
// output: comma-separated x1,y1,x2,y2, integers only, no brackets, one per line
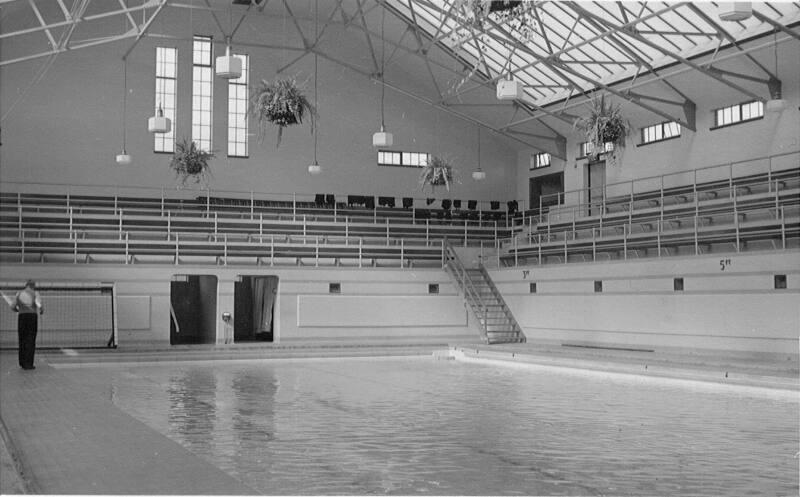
216,38,243,80
116,57,132,165
766,30,786,113
472,125,486,181
372,7,393,147
718,2,752,21
308,0,321,175
148,104,171,133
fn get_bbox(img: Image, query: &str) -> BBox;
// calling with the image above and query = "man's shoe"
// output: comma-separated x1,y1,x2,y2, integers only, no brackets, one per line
21,366,35,370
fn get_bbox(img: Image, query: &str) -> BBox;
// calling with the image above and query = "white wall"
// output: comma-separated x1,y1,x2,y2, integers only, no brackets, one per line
490,251,800,354
0,264,475,347
0,7,519,204
516,36,800,206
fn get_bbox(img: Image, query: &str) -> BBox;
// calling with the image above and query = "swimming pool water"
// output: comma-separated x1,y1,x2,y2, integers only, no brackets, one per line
65,357,799,495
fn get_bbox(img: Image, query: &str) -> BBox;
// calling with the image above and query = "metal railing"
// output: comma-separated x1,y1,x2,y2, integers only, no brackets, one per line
0,181,525,229
499,203,799,267
443,241,491,342
527,150,799,225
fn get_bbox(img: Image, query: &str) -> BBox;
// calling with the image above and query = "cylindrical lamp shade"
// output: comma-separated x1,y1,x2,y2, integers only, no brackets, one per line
308,163,322,175
216,55,242,79
472,170,486,181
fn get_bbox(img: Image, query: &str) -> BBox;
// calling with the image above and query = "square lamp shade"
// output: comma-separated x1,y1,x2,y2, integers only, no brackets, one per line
373,131,394,147
496,79,524,100
148,112,171,134
718,2,752,21
216,55,242,79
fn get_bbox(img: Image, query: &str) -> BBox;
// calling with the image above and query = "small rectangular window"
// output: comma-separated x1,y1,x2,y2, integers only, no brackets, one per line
378,150,431,168
674,278,684,291
329,283,341,294
641,121,681,145
579,141,613,158
428,283,439,294
531,152,551,169
712,100,763,129
774,275,787,290
594,280,603,293
529,282,537,293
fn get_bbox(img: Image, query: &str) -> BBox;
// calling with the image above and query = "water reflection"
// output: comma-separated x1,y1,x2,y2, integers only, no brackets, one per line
86,359,799,496
167,368,217,451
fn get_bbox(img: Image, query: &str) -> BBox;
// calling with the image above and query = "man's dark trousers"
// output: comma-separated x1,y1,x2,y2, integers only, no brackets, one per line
18,314,38,368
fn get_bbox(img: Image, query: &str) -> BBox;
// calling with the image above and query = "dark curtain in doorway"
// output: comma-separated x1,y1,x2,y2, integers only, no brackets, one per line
252,276,278,340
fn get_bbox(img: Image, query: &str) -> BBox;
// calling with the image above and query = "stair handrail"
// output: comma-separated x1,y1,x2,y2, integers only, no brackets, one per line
442,240,489,339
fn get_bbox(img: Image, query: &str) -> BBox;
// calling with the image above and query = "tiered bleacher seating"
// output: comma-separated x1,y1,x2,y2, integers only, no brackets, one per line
503,166,800,266
0,191,518,267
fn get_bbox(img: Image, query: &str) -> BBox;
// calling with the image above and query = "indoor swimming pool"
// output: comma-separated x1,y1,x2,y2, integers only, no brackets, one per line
63,356,799,496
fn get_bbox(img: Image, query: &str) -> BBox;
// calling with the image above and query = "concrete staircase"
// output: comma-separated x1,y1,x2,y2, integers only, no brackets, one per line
444,243,525,344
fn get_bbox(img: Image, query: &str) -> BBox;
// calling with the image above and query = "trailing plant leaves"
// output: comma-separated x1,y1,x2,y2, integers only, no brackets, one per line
573,94,631,161
250,77,317,147
169,138,214,188
419,155,456,192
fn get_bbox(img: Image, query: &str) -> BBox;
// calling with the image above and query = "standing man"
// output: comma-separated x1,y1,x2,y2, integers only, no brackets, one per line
13,280,43,370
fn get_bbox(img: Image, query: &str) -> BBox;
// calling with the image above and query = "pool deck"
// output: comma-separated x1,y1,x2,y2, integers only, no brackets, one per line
0,341,797,495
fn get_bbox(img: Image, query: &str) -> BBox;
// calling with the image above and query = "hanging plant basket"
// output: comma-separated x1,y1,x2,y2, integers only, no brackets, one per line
419,155,457,192
573,94,631,162
250,77,316,147
169,138,214,188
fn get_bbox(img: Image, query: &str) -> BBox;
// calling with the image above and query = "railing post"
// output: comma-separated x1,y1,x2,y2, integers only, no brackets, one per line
694,216,698,255
205,187,210,216
442,239,446,268
563,231,568,264
538,236,541,265
292,193,297,222
514,236,518,267
386,218,390,245
69,207,74,238
496,238,500,268
623,224,627,260
333,200,337,222
125,232,129,264
16,193,22,233
734,194,740,253
303,214,307,241
175,232,179,265
259,213,263,236
400,238,404,268
592,228,596,262
657,219,662,258
345,216,349,238
250,191,254,220
768,156,773,193
494,220,498,240
781,206,786,250
315,236,319,267
166,210,170,239
728,163,733,199
223,233,228,265
464,218,468,247
270,235,274,266
119,208,124,239
359,238,363,268
214,212,218,235
426,219,430,245
161,187,165,216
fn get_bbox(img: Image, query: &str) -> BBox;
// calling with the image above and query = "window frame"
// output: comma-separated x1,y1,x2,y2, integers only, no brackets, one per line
711,100,764,130
192,35,214,153
639,121,682,146
153,46,177,154
227,53,249,158
377,150,431,168
531,152,551,170
578,141,614,159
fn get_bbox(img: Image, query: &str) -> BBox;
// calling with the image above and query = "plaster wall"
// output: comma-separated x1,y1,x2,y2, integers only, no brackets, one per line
0,265,473,347
489,251,800,354
0,7,519,203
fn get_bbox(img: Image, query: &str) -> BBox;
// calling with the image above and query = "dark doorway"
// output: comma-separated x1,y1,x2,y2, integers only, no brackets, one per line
170,275,218,345
234,276,278,342
529,172,564,213
586,160,606,215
